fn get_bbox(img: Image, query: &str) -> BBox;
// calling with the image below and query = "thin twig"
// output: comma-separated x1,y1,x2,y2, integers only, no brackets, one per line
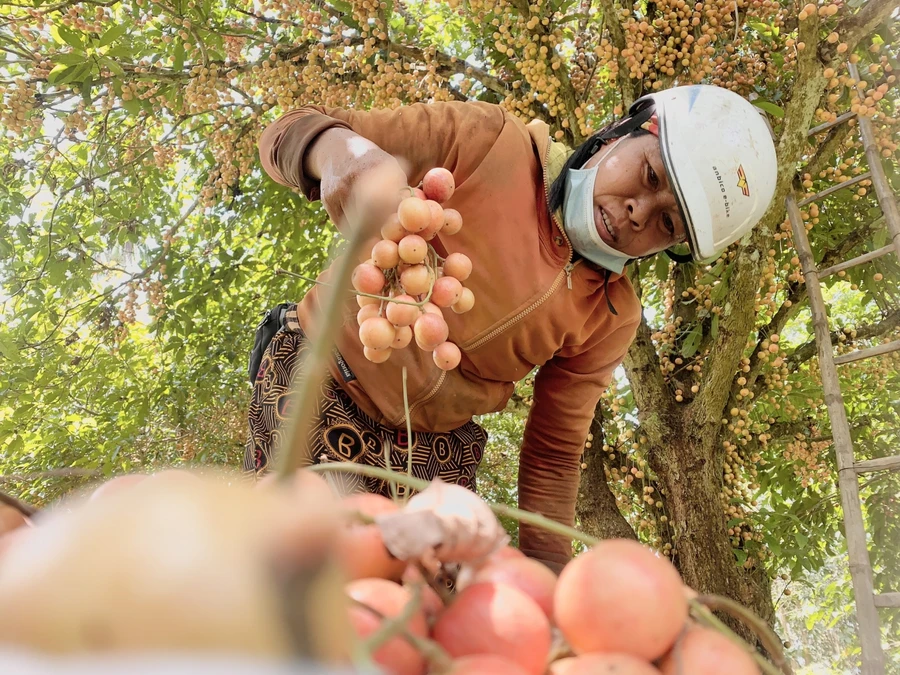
361,584,422,652
403,366,413,504
696,594,793,675
276,267,436,307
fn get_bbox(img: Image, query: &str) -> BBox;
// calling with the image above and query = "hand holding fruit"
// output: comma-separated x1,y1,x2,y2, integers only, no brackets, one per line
352,168,473,371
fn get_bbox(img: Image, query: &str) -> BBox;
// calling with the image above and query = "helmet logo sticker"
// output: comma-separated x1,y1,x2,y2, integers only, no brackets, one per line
737,165,750,197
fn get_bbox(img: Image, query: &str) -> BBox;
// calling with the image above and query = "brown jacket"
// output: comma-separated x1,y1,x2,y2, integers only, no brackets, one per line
258,101,642,570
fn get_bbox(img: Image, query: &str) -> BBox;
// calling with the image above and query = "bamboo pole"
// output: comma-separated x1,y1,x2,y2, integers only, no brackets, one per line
786,194,885,675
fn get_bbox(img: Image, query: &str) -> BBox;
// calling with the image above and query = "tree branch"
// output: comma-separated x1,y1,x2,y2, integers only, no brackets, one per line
623,314,673,447
788,306,900,368
595,0,637,108
822,0,900,70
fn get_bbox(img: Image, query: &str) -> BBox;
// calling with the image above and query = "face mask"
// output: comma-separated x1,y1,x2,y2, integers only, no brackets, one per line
562,143,633,274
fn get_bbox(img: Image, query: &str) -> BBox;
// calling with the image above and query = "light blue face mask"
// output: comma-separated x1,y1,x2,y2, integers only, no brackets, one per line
562,143,633,274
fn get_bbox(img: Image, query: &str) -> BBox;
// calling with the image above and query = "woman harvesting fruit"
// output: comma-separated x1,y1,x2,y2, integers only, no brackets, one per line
246,84,778,573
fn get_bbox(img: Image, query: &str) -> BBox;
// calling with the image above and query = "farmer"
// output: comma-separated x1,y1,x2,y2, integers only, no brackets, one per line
246,85,777,573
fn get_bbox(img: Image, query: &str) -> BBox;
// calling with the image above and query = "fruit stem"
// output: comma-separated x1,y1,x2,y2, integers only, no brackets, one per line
694,594,793,675
277,267,436,308
403,367,414,504
275,223,372,478
309,463,600,547
689,601,786,675
353,591,454,671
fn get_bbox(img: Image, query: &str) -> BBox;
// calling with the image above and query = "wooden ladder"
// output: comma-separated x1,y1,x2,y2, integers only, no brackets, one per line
785,62,899,675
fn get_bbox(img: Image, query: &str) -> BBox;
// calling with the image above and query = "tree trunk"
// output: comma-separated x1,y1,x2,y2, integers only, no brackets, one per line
577,415,638,542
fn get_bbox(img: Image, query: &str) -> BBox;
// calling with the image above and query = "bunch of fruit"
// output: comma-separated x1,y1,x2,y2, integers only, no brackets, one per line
352,168,473,371
0,470,768,675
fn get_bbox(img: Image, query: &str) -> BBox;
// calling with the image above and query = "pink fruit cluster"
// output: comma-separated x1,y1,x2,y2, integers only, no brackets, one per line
351,168,473,371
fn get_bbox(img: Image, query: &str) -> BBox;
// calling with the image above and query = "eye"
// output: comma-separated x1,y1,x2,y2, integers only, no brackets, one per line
648,164,660,189
663,213,675,237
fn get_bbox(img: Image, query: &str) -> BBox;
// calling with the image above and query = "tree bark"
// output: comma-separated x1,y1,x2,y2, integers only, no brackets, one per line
576,415,638,542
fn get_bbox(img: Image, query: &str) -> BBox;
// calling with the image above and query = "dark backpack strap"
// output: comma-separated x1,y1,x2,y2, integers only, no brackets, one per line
248,302,293,382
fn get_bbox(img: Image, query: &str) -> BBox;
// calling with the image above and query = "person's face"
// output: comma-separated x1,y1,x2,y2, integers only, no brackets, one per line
582,134,688,258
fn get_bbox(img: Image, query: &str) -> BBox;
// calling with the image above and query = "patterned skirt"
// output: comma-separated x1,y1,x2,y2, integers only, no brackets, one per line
244,307,487,498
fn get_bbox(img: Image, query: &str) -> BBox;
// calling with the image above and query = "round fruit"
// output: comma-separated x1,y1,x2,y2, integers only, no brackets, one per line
414,314,449,351
0,504,29,538
398,198,431,233
421,302,443,316
392,326,413,350
401,566,445,624
431,276,463,308
443,253,472,281
89,474,149,502
365,346,392,363
433,582,551,675
658,627,760,675
338,494,406,581
550,653,661,675
352,263,387,295
398,235,428,265
358,294,380,308
372,240,401,269
346,578,428,675
433,341,462,370
442,208,463,235
466,557,556,619
486,546,527,564
422,168,455,203
452,288,476,314
444,655,530,675
421,200,445,240
385,295,421,327
381,214,408,243
400,265,432,296
357,304,381,326
554,539,688,661
359,317,396,350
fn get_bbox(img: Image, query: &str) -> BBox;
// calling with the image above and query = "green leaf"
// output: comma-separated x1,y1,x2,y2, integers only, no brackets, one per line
681,325,703,358
98,24,128,47
56,25,85,49
173,41,185,71
752,100,784,119
655,254,669,283
795,533,809,549
0,337,16,360
47,63,72,84
122,96,141,116
710,313,719,340
52,52,91,66
102,58,126,77
733,548,748,566
81,76,93,106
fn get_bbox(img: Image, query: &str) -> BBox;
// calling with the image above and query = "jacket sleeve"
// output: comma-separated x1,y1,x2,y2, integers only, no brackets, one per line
517,315,641,573
257,101,506,201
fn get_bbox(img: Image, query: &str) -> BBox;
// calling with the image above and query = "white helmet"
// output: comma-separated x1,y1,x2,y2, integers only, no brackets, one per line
629,85,778,261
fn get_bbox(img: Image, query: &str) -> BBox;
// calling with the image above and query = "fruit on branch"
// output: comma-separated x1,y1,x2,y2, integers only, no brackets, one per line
338,493,407,582
458,556,557,619
422,168,455,204
658,626,760,675
549,653,662,674
432,341,462,371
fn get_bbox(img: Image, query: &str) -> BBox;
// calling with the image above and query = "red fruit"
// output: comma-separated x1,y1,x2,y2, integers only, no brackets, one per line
338,494,407,581
372,239,401,269
398,198,431,233
467,557,557,619
385,295,421,327
358,294,380,308
391,326,413,350
431,276,463,308
550,653,661,675
433,582,551,675
400,265,432,296
554,539,688,661
398,235,428,265
346,578,428,675
421,302,443,316
443,253,472,281
365,346,392,363
89,474,148,502
422,168,455,203
658,627,760,675
414,314,449,351
359,317,396,350
442,208,463,235
452,288,475,314
433,341,462,370
486,546,526,563
357,304,381,326
352,263,387,295
444,655,530,675
381,214,408,242
422,200,445,239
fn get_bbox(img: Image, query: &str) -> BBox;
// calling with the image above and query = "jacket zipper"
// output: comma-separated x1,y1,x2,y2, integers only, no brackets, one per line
394,369,447,426
460,138,577,352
